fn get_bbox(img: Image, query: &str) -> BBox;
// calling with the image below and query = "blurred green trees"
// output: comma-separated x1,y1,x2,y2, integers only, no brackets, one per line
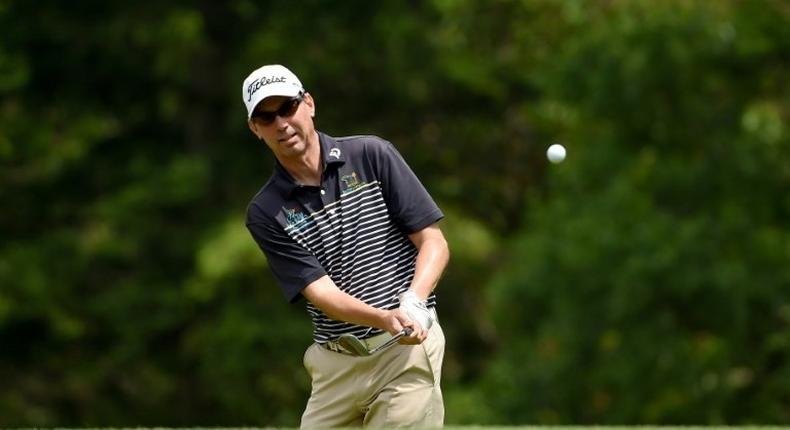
461,0,790,424
1,0,787,426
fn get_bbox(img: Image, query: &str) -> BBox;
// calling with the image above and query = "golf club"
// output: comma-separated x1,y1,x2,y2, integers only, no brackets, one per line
337,327,413,356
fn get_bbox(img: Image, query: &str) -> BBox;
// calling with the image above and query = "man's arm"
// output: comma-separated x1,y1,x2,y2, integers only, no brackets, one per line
302,276,414,335
406,223,450,300
302,223,449,343
393,223,449,342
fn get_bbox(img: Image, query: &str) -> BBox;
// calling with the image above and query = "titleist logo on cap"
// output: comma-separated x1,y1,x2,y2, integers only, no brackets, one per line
247,76,287,102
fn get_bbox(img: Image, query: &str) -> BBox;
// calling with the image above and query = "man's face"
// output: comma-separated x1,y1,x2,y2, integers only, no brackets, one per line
248,93,316,159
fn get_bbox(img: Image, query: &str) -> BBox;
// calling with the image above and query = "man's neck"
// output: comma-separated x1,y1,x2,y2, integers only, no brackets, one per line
279,131,322,186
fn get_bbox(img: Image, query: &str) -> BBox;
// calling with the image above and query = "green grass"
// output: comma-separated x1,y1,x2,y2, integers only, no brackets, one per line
17,427,790,430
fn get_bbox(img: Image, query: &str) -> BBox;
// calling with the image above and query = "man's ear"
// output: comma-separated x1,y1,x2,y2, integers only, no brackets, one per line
248,119,259,138
304,92,316,117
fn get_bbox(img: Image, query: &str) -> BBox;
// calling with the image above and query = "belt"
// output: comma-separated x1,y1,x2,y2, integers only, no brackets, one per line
321,308,438,356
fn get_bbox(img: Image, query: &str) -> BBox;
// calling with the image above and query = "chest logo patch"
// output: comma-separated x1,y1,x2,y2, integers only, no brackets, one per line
340,172,364,195
284,207,307,227
329,148,341,159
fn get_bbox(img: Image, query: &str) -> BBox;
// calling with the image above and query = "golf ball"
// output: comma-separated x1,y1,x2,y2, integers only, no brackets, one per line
547,144,566,163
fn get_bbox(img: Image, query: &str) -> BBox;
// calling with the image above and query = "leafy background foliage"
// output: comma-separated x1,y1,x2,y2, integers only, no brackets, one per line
1,0,787,426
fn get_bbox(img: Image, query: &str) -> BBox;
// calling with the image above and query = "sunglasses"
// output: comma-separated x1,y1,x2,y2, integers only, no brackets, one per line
251,93,304,125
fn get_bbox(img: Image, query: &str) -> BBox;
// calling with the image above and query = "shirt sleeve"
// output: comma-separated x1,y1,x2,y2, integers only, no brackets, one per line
246,209,327,303
373,140,444,233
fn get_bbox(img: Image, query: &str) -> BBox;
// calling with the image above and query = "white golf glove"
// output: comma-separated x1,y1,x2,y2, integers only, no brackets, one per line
398,290,434,331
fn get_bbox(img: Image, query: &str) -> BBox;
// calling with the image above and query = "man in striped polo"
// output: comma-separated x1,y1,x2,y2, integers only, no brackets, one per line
242,64,450,428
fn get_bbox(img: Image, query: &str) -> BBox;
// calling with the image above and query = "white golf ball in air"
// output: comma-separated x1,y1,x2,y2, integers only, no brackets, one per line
547,144,566,164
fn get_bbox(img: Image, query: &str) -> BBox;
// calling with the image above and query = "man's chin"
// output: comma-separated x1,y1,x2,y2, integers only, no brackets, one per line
281,141,306,156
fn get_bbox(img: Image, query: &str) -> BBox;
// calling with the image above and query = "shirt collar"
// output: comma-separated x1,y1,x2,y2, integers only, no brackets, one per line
319,132,347,166
271,131,346,197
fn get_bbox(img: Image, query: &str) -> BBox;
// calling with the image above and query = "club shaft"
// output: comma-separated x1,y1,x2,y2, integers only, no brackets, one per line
369,327,412,354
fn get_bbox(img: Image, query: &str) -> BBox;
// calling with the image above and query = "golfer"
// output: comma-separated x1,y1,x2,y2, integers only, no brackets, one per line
242,64,449,428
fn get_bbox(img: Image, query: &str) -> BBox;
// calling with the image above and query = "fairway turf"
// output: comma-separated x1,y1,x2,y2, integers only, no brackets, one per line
20,426,790,430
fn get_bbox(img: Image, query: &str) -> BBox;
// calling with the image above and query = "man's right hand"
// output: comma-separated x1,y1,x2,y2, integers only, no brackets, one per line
381,308,427,344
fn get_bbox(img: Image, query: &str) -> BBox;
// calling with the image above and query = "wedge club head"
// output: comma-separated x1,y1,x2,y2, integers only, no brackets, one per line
337,328,413,356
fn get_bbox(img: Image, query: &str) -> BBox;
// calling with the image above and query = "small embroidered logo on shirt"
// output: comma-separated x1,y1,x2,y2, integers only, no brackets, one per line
340,172,364,194
284,207,307,227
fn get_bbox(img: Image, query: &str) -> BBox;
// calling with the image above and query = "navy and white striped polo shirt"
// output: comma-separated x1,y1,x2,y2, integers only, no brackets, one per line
246,132,443,343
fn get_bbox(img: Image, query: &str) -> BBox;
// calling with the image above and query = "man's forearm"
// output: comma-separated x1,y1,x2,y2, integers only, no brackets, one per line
407,224,450,300
302,275,389,329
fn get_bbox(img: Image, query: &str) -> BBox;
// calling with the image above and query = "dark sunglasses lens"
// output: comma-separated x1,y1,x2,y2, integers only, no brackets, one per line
255,111,276,124
280,99,300,117
254,97,301,124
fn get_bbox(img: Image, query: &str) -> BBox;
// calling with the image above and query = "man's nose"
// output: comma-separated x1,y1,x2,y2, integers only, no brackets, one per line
273,115,289,130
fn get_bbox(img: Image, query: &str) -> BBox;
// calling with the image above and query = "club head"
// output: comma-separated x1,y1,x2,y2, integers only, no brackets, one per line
337,333,372,356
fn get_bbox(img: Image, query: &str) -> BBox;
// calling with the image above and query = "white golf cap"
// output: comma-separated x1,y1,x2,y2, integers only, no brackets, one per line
242,64,304,119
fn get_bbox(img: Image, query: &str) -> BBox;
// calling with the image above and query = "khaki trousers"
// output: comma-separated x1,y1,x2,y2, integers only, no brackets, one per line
300,322,445,428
